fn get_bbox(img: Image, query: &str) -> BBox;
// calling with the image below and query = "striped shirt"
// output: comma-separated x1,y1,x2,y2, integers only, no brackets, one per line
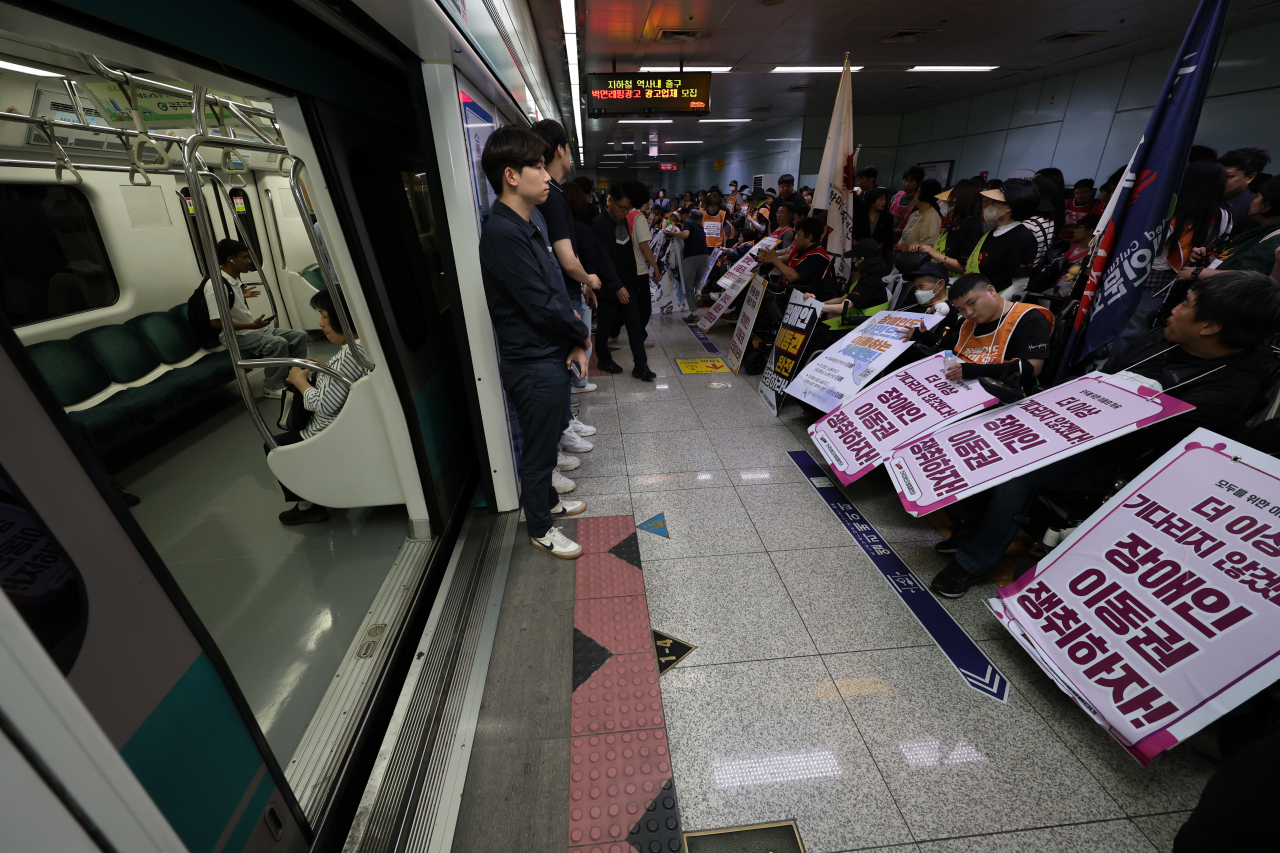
301,342,369,439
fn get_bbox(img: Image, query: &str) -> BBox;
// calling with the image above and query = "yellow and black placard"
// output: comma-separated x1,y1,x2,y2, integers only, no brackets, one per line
652,629,695,675
674,357,730,374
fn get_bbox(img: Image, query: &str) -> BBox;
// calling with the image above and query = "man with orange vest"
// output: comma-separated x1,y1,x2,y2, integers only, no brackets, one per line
935,272,1052,385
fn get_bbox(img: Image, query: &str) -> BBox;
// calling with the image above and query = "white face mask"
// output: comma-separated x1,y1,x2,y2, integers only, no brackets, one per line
983,205,999,224
939,201,951,217
914,284,938,304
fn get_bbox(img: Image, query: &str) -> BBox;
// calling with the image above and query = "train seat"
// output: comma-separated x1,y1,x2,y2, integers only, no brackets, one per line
26,308,237,449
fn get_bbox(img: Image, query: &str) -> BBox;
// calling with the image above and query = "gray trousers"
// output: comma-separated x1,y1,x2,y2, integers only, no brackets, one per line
233,328,310,390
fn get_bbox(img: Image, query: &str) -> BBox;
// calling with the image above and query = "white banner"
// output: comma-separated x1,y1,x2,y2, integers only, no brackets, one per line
726,276,765,374
697,237,778,330
650,230,688,316
785,311,941,412
990,428,1280,765
815,57,856,282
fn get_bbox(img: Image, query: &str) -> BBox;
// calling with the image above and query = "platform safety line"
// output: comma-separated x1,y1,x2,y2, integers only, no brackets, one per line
788,450,1010,703
682,318,721,354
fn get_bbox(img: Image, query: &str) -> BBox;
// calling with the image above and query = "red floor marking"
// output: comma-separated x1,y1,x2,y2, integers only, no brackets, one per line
571,516,679,851
567,728,672,847
571,653,664,736
575,551,645,600
576,516,636,553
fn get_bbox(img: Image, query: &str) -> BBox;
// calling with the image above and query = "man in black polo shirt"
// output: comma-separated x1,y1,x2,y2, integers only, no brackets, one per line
479,127,591,559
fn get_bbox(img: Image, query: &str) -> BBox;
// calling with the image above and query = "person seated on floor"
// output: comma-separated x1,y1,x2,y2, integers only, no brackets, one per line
805,238,891,351
929,270,1280,599
757,216,832,297
913,273,1052,389
270,289,371,525
901,262,962,345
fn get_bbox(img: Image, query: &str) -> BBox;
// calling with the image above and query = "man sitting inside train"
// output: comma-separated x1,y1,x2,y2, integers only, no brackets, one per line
930,271,1280,599
199,238,309,399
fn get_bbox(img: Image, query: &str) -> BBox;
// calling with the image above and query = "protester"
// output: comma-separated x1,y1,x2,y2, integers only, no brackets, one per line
770,201,797,254
771,173,798,229
758,216,833,297
1219,147,1271,234
702,189,733,249
1178,174,1280,282
965,179,1041,296
931,272,1280,598
1188,144,1218,163
806,238,890,348
896,178,942,251
1063,178,1100,237
924,272,1052,386
589,182,657,381
478,126,589,559
1116,160,1228,349
904,262,960,337
677,208,711,321
1025,175,1060,266
853,187,894,260
909,179,984,273
889,166,924,242
855,165,879,200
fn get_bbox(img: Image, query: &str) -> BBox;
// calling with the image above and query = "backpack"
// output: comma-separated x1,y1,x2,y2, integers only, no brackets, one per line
186,276,233,349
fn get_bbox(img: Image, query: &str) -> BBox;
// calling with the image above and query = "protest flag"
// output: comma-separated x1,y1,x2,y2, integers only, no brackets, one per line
815,54,857,282
1059,0,1230,378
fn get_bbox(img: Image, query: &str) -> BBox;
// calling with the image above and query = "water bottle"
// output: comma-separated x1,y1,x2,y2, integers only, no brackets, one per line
943,350,958,372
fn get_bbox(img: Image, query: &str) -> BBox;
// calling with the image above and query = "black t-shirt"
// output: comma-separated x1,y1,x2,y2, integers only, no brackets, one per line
974,223,1038,290
790,249,830,293
943,217,984,267
536,177,579,300
846,274,887,309
971,308,1051,361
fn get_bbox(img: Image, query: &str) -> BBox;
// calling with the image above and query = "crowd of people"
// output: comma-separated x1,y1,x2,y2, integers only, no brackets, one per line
477,119,1280,610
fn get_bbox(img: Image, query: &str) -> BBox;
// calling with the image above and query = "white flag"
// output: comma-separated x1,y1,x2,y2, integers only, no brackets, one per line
815,56,857,281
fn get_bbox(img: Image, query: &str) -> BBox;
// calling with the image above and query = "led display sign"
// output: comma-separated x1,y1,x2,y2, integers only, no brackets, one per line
585,72,712,117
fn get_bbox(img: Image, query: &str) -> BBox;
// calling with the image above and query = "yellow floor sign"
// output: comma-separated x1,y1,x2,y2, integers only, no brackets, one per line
673,357,731,374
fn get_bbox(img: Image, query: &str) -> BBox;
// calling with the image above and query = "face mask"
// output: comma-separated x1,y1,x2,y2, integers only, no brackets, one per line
983,206,999,224
914,285,937,305
939,202,951,217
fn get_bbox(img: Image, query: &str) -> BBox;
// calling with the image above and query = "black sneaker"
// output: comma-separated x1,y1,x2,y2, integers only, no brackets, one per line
280,503,330,525
596,359,624,374
684,312,698,323
935,537,963,555
930,560,980,599
632,366,656,381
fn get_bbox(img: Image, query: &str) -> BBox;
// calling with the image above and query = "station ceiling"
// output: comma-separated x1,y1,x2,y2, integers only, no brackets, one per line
562,0,1280,165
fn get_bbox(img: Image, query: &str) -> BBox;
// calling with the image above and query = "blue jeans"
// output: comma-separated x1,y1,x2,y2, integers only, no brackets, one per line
953,446,1111,576
500,358,571,538
570,296,592,388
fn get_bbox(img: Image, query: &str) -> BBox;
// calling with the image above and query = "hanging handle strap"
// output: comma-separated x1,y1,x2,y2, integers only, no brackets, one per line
39,118,81,184
211,96,249,173
120,71,172,177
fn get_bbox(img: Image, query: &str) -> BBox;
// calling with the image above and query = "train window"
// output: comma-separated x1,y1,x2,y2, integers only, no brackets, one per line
0,184,120,327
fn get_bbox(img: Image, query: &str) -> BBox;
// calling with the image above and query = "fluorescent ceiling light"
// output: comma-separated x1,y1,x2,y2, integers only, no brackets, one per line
766,138,802,141
662,140,702,144
602,153,631,157
699,119,750,123
618,119,672,124
639,66,732,73
908,65,999,72
770,66,859,73
0,58,65,77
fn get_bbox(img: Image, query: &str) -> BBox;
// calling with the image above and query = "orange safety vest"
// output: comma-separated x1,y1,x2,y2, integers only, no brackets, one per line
703,209,728,247
954,302,1053,365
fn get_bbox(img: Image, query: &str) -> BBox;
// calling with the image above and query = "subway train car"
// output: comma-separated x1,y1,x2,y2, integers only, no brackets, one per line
4,1,1280,852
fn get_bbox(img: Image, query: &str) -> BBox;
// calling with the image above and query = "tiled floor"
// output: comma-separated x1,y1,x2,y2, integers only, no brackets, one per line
558,315,1213,853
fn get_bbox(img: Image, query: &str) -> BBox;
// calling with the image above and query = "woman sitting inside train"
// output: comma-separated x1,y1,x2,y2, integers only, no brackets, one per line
269,288,370,526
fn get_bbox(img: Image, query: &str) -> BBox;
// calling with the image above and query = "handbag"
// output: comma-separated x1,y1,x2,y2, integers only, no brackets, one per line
277,379,311,432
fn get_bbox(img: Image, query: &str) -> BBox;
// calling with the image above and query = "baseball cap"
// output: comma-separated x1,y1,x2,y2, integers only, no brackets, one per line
904,261,949,281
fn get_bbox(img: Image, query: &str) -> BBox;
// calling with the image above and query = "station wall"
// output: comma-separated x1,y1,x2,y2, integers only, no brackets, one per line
664,19,1280,197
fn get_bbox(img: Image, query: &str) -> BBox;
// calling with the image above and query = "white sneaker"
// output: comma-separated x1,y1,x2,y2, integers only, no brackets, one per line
571,382,598,394
551,499,587,517
560,431,594,453
552,469,576,494
531,526,583,559
262,388,283,399
568,415,597,436
557,452,580,471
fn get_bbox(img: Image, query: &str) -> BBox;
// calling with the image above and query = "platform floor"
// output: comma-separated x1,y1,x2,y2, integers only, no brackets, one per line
113,348,407,765
452,314,1214,853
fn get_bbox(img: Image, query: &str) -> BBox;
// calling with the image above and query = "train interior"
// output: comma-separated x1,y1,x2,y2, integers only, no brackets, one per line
0,1,1277,853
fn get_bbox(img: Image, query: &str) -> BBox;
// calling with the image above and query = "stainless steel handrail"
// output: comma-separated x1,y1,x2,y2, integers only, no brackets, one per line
287,159,375,371
202,171,281,325
78,53,276,119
